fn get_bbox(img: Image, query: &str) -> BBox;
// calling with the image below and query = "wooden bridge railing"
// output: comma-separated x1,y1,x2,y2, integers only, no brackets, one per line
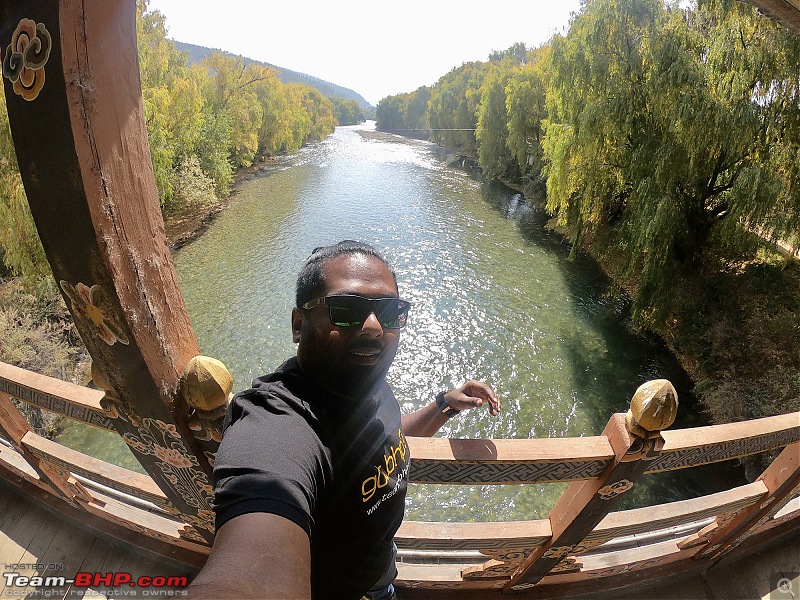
1,3,799,596
1,360,798,597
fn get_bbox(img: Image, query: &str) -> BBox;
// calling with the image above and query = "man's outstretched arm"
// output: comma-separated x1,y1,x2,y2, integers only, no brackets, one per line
187,512,311,599
402,380,501,437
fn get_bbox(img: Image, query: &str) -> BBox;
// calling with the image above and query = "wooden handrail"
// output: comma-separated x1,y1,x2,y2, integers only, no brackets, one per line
2,358,799,482
0,361,111,430
650,412,800,473
21,430,170,511
1,366,799,596
397,519,552,552
407,435,613,484
587,481,768,543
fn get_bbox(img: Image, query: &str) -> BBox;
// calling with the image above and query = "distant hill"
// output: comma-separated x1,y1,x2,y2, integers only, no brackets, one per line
174,41,374,111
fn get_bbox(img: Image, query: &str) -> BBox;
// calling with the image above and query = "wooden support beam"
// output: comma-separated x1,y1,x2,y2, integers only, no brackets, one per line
685,440,800,562
502,380,679,593
0,1,225,543
0,390,91,506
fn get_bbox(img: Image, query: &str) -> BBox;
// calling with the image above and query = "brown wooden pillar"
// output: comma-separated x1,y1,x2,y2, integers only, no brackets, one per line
0,1,225,544
503,380,679,593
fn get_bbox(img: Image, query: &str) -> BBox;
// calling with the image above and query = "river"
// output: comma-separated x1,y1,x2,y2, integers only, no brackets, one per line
56,122,745,521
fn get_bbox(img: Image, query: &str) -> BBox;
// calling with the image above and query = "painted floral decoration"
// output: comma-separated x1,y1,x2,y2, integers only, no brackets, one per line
155,419,181,439
2,19,51,101
153,445,195,469
597,479,634,500
543,545,574,560
60,280,129,346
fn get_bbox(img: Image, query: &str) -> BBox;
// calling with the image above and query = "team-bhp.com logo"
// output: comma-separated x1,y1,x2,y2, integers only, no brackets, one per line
3,568,187,596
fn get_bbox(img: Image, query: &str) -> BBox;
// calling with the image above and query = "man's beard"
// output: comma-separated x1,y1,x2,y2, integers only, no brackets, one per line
322,353,393,401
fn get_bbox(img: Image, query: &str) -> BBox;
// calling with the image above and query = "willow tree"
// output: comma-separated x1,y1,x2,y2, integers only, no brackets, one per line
376,88,430,134
543,0,800,323
293,86,337,142
403,87,431,134
137,1,207,205
428,61,487,155
476,66,519,181
331,98,364,126
376,95,405,130
505,46,549,196
200,52,277,168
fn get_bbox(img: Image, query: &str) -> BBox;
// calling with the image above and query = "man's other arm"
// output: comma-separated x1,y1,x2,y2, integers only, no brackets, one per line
402,380,501,437
187,512,311,599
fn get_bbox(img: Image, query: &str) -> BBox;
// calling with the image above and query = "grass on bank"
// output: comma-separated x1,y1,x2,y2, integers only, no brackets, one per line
0,277,89,437
579,223,800,426
668,249,800,423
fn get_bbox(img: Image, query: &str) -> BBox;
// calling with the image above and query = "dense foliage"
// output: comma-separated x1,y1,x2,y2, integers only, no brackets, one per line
544,0,800,323
0,0,341,279
377,0,799,324
377,0,800,421
136,0,338,211
331,97,366,126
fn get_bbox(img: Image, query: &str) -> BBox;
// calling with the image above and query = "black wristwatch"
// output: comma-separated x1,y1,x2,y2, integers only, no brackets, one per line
435,391,460,418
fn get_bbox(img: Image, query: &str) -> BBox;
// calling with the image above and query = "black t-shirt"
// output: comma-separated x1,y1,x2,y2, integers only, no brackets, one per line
213,357,409,599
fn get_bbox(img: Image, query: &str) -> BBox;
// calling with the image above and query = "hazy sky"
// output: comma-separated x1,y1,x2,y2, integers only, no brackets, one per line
146,1,583,106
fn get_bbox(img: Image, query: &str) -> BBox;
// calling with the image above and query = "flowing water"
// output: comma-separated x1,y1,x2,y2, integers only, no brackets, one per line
56,122,745,521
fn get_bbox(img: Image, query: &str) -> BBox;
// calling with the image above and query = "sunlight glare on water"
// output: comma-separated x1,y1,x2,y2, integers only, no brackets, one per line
56,123,744,521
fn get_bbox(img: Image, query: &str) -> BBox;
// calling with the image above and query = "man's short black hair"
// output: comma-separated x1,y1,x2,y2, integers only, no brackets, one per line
295,240,398,308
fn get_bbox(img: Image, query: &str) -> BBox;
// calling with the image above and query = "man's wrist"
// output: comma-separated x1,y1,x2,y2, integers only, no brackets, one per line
435,391,460,418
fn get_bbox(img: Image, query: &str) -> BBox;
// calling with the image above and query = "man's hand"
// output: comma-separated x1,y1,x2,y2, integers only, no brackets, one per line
444,380,501,416
402,380,501,436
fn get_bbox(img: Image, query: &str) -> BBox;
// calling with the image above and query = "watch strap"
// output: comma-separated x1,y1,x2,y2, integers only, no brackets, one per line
435,391,460,418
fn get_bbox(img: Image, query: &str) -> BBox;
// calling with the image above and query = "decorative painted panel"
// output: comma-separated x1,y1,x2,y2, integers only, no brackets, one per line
409,458,609,484
0,378,112,430
648,428,800,473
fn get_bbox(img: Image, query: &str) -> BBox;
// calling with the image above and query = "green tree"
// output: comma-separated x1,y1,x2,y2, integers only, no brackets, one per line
331,97,364,126
543,0,800,323
201,52,277,168
376,95,406,130
476,66,519,181
281,84,314,152
137,1,207,206
0,94,48,278
403,87,431,136
194,100,234,196
428,62,487,155
294,86,337,141
506,46,549,196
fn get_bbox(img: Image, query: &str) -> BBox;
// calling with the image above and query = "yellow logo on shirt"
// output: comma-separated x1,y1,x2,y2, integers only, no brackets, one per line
361,429,409,503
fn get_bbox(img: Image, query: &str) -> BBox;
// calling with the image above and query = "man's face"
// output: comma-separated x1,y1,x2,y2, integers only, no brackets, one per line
292,253,402,397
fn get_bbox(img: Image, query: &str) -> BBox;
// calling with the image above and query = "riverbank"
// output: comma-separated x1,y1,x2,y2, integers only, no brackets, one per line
374,132,800,444
513,178,800,440
163,156,279,250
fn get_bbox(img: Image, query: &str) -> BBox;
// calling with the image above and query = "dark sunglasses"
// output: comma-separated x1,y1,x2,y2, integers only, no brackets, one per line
301,294,411,329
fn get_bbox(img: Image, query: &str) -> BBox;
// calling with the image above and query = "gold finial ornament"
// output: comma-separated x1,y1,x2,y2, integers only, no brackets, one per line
626,379,678,438
181,356,233,412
